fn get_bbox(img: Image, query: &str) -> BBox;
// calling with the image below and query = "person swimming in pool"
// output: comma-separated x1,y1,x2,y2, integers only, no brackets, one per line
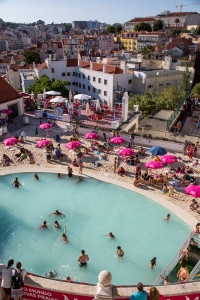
45,270,58,278
116,246,124,259
54,221,60,229
12,177,22,188
78,250,89,267
49,210,65,216
75,176,83,184
40,221,48,229
105,232,115,241
163,214,171,221
34,173,39,180
149,257,156,269
62,227,68,244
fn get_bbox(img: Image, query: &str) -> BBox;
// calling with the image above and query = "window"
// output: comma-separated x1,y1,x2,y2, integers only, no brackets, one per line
67,82,71,86
104,91,107,96
72,82,75,86
93,77,96,82
88,75,90,80
75,72,78,77
88,86,90,91
93,87,96,92
159,83,163,87
76,82,78,86
166,83,170,86
72,72,75,76
51,68,54,73
83,74,85,79
128,79,132,84
98,89,101,94
104,79,107,85
79,73,81,78
83,84,85,89
79,83,81,88
52,78,55,82
148,85,153,89
61,72,65,76
98,78,101,83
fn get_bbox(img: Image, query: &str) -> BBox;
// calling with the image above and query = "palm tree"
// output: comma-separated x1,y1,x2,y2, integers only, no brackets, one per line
175,18,180,27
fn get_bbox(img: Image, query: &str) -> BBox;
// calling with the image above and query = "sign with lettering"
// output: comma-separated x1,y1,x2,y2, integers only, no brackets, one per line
46,113,69,122
24,285,94,300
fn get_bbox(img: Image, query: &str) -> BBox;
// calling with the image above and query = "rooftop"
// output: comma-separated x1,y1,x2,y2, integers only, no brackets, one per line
0,78,21,104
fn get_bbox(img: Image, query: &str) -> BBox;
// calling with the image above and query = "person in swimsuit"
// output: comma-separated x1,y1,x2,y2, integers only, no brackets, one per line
177,262,190,282
149,257,156,269
105,232,115,241
12,178,22,188
179,246,191,263
116,246,124,259
190,237,198,247
68,167,73,177
49,210,65,216
54,221,60,229
163,214,171,221
34,173,39,180
75,176,83,184
40,221,48,229
193,223,200,234
62,227,68,244
159,274,170,285
162,183,167,194
78,250,89,267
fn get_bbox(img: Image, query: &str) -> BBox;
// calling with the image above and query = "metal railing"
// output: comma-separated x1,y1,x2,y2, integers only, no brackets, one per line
166,90,191,131
189,233,200,281
153,232,192,285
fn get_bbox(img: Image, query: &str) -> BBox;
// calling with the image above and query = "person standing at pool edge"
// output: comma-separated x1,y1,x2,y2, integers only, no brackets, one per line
78,250,89,267
130,282,147,300
1,259,15,300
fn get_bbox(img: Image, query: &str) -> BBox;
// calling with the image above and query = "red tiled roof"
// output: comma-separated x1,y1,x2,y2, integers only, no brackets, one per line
66,58,78,67
128,18,156,23
80,61,124,74
0,78,21,104
36,62,48,70
10,64,33,71
166,37,194,50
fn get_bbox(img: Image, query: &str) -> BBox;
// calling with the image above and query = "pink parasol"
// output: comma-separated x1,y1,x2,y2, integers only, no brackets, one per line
39,123,53,130
85,133,99,139
111,137,126,144
185,185,200,197
160,155,178,164
3,137,18,146
65,141,81,149
0,109,13,114
119,148,135,156
37,140,50,148
144,161,165,169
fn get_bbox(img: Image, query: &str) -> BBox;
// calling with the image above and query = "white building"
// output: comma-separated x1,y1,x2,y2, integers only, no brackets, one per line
124,17,157,32
137,32,166,51
0,77,24,116
157,12,200,29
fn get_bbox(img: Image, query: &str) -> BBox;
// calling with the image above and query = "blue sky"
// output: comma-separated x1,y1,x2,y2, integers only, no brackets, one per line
0,0,200,24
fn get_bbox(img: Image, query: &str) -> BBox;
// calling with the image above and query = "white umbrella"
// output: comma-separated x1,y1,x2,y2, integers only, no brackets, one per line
74,94,91,101
45,91,61,96
50,96,66,103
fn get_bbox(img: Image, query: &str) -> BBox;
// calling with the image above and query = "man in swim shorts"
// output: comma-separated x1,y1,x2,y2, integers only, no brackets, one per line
116,246,124,259
12,178,22,188
49,210,65,216
177,262,190,282
78,250,89,267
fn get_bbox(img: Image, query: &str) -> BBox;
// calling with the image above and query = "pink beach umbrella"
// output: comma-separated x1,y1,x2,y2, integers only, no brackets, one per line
119,148,135,156
65,141,81,150
39,123,53,130
37,140,50,148
0,109,13,114
160,155,178,164
3,137,18,146
185,185,200,198
85,133,99,139
111,137,126,144
144,161,165,169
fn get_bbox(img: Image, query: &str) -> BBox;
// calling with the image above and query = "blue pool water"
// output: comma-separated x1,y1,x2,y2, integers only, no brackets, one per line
0,173,191,285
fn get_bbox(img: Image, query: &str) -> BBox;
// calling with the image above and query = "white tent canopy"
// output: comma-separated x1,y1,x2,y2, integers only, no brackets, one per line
74,94,91,101
45,91,61,96
50,96,66,103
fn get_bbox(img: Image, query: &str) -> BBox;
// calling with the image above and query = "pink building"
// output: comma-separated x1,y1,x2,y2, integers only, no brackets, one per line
37,40,63,62
98,35,117,52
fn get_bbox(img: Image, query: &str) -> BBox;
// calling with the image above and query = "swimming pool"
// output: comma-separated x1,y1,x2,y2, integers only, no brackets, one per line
0,172,191,285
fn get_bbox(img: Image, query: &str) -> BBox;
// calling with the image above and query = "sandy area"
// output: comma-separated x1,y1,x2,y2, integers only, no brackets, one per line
1,125,200,225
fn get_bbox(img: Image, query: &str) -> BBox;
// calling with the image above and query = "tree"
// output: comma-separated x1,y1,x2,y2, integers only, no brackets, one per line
175,18,180,27
27,75,69,97
51,80,69,97
24,50,41,64
134,22,152,32
107,26,115,33
128,86,185,116
153,20,163,32
192,83,200,95
194,26,200,35
182,63,191,92
141,45,155,55
115,26,122,34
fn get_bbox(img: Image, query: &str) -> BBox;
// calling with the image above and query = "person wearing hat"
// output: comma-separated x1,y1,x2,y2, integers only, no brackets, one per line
130,282,147,300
